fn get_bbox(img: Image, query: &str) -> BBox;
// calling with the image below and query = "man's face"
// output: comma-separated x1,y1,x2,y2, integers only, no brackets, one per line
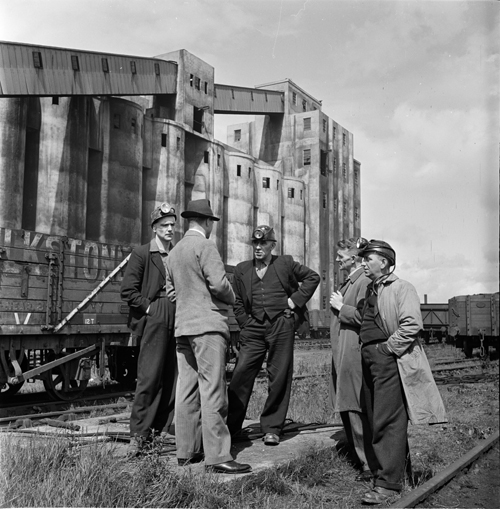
336,249,355,273
153,217,176,243
361,253,385,280
252,240,275,262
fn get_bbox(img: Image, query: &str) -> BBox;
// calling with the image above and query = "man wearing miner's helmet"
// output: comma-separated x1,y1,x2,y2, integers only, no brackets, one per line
121,203,178,457
354,238,447,505
227,225,320,446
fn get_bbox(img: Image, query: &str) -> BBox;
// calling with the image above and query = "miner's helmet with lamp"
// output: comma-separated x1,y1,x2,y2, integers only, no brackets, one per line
150,202,176,228
251,225,276,242
357,237,396,268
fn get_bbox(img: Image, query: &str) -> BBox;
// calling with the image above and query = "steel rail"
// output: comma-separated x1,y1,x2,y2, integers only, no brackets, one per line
390,431,499,508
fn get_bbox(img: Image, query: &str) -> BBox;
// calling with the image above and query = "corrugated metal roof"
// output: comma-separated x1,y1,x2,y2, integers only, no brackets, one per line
214,84,283,114
0,41,177,96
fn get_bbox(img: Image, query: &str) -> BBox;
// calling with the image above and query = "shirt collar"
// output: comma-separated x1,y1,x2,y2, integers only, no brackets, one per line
187,228,206,238
150,235,171,254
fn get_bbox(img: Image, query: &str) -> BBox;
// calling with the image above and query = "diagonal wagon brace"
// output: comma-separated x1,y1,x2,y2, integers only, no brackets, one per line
7,344,98,385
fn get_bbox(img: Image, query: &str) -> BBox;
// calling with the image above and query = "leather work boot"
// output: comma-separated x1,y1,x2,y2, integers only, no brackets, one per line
361,486,399,505
263,432,280,445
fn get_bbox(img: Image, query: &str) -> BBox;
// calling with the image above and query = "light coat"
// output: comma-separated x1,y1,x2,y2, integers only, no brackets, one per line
330,267,370,412
165,230,235,340
372,273,447,425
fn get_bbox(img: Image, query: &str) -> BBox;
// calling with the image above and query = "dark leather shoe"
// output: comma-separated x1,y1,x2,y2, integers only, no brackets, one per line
177,453,204,466
356,470,374,482
205,460,252,474
361,486,398,505
263,432,280,445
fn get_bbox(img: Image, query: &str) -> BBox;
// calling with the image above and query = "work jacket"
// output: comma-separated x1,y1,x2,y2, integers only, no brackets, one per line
370,273,448,425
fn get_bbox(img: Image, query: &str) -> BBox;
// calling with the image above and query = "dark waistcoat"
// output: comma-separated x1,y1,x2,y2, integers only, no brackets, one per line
251,264,288,321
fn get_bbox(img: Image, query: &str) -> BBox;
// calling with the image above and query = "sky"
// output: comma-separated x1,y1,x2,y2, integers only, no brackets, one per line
1,0,498,303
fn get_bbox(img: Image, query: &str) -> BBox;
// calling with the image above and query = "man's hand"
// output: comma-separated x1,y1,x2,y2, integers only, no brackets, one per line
330,291,344,311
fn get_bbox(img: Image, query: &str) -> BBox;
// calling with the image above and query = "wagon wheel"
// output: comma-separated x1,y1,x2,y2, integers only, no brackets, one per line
42,363,89,401
0,350,28,399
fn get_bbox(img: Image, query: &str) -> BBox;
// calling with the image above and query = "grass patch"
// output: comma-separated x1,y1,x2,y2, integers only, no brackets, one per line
0,438,362,508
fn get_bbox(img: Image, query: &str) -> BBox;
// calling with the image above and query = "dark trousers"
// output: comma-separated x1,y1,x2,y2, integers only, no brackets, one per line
130,297,177,439
228,314,295,435
361,342,410,491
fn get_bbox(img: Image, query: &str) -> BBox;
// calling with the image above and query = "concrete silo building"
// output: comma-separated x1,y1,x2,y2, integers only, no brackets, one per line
0,42,361,329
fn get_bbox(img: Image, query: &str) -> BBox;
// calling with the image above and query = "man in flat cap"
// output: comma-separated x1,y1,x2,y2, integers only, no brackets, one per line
121,203,178,456
355,238,447,505
227,226,320,445
165,199,251,474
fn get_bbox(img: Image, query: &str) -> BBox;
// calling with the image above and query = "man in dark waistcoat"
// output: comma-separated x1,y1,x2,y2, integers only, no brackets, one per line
120,203,178,456
227,225,320,445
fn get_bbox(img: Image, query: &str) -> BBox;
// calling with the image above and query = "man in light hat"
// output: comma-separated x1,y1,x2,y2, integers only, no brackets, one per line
355,238,447,505
227,225,320,445
165,199,251,474
121,203,178,457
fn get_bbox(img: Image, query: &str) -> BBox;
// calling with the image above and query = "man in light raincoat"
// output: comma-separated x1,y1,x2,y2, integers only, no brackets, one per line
356,239,447,505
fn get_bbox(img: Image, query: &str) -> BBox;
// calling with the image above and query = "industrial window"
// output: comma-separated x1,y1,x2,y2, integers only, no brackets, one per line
333,157,337,173
176,137,181,150
288,188,295,198
130,61,137,74
154,63,160,76
354,169,359,185
102,58,109,73
217,153,221,166
303,149,311,166
323,192,327,209
234,129,241,142
342,163,347,179
333,126,337,138
300,190,303,200
52,96,59,105
343,133,347,146
113,114,120,129
302,100,307,111
204,82,208,94
195,77,200,90
343,200,347,217
304,117,311,131
320,150,328,176
71,55,80,71
322,296,327,310
237,165,241,177
32,51,43,69
292,92,297,105
204,151,209,163
189,74,194,87
262,177,270,189
277,180,280,190
323,119,327,133
161,133,167,147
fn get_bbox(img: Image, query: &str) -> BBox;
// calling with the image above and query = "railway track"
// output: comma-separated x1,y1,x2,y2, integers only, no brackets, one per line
390,432,499,508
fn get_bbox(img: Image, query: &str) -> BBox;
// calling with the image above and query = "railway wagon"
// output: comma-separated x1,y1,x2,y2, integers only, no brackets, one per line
0,227,138,400
420,302,448,344
448,293,499,358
